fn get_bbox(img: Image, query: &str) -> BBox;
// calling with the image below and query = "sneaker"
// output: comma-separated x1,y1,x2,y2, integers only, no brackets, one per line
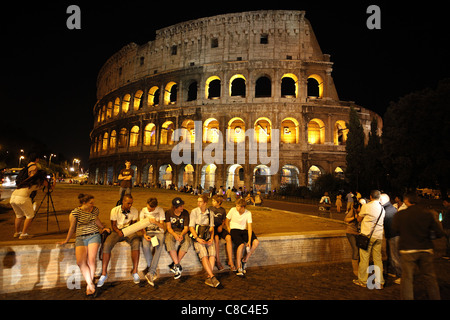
241,260,247,274
145,273,155,287
211,276,220,287
352,279,366,288
97,274,108,287
19,233,32,239
13,232,22,238
132,273,140,284
169,262,177,274
205,277,214,287
236,268,245,276
174,265,182,279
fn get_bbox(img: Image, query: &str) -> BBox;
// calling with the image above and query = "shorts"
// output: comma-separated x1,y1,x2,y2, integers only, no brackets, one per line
214,226,230,240
10,195,35,219
193,241,216,259
102,231,141,254
75,232,101,247
164,231,192,252
230,229,258,247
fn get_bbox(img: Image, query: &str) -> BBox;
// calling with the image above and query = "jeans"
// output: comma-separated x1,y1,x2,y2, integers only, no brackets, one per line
358,237,384,286
387,236,402,277
400,251,440,300
142,232,165,275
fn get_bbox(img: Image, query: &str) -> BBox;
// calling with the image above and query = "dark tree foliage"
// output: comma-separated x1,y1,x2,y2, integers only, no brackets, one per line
382,79,450,197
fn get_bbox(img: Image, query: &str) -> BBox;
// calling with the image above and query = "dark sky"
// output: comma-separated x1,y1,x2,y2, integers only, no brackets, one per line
1,1,448,169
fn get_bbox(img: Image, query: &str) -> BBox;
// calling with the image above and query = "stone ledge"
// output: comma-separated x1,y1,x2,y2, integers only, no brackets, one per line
0,231,351,294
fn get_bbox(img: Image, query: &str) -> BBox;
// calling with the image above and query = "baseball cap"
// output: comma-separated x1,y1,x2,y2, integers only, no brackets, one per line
172,197,185,207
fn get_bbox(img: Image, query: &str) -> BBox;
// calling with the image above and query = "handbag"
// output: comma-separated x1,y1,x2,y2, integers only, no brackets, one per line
355,206,383,250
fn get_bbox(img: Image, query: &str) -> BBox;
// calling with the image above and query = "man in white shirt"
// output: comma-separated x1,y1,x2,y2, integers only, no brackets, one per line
97,194,141,287
226,199,259,276
353,190,385,289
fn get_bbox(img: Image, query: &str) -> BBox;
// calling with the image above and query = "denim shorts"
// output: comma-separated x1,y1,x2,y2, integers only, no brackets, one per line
75,232,101,247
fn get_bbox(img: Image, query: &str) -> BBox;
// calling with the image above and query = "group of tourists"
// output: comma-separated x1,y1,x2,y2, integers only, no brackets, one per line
58,193,259,296
344,189,449,300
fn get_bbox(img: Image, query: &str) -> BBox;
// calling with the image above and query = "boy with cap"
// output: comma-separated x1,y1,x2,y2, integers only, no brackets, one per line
164,197,191,279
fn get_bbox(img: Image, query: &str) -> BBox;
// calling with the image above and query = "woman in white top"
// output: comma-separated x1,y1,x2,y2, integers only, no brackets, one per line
10,170,50,239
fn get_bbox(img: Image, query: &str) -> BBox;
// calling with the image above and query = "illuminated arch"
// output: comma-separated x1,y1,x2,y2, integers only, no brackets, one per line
144,123,156,146
227,117,245,143
281,73,299,98
148,86,160,107
203,118,220,143
164,82,177,105
254,117,272,143
133,90,143,111
281,117,299,143
307,74,324,98
229,74,246,97
160,121,174,145
334,120,348,145
205,76,221,99
129,125,140,147
308,118,325,144
122,94,131,113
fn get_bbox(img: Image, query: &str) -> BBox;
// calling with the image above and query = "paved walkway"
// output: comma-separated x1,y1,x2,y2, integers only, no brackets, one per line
2,257,450,301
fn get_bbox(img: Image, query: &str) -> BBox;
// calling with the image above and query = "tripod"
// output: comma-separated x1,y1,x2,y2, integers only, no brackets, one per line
35,188,60,232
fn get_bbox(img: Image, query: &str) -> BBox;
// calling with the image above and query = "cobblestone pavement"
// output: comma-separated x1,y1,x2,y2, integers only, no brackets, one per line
2,257,450,301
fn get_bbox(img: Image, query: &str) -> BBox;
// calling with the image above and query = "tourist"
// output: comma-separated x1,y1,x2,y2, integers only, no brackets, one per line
392,192,444,299
140,197,165,286
164,197,191,279
226,198,259,276
252,191,263,206
118,160,134,205
97,194,141,287
345,191,354,213
189,194,220,287
353,190,385,289
210,195,235,271
58,194,110,296
381,193,401,284
344,200,361,276
335,193,342,213
11,170,50,239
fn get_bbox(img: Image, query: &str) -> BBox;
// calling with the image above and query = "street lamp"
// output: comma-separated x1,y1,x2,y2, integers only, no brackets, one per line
18,155,25,167
49,154,56,166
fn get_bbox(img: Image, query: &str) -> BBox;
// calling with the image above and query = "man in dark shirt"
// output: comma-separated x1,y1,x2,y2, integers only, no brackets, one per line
392,192,444,300
164,197,191,279
118,160,134,205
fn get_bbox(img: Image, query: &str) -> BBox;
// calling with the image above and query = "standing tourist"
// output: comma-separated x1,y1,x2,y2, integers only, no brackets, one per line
118,160,134,205
393,192,444,299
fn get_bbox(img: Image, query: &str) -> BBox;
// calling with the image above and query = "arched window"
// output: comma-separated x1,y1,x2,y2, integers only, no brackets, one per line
110,130,117,149
106,102,112,119
281,74,298,97
255,76,271,97
144,123,156,146
102,132,109,151
254,117,271,143
164,82,177,105
187,81,198,101
308,165,323,187
307,74,324,98
113,98,120,117
160,121,174,145
334,120,348,145
230,74,246,97
129,126,140,147
308,119,325,144
281,165,300,186
122,94,131,113
118,128,128,148
281,118,299,143
148,86,160,107
181,119,196,143
203,118,220,143
227,117,245,143
206,76,221,99
133,90,143,111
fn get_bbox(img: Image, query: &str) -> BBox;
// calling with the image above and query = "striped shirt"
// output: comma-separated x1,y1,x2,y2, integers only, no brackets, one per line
71,206,100,237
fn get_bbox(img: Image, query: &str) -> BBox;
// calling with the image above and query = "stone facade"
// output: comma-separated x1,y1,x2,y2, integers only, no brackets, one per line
89,10,381,191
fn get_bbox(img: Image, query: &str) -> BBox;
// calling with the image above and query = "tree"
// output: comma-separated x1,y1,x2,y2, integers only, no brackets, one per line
382,79,450,197
345,106,366,192
363,118,384,191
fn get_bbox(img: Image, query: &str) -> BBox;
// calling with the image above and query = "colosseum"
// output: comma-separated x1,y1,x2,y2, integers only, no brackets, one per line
89,10,381,193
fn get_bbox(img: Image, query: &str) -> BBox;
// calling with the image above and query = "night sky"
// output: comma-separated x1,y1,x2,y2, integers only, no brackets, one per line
1,1,448,170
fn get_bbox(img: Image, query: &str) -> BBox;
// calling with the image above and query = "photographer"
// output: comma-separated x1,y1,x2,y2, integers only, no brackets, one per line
189,194,219,287
11,170,51,239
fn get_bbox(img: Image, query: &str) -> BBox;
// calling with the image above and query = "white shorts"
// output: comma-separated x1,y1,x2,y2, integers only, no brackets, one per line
10,195,35,219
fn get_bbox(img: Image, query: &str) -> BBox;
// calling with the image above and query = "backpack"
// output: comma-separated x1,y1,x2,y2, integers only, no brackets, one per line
15,165,31,186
